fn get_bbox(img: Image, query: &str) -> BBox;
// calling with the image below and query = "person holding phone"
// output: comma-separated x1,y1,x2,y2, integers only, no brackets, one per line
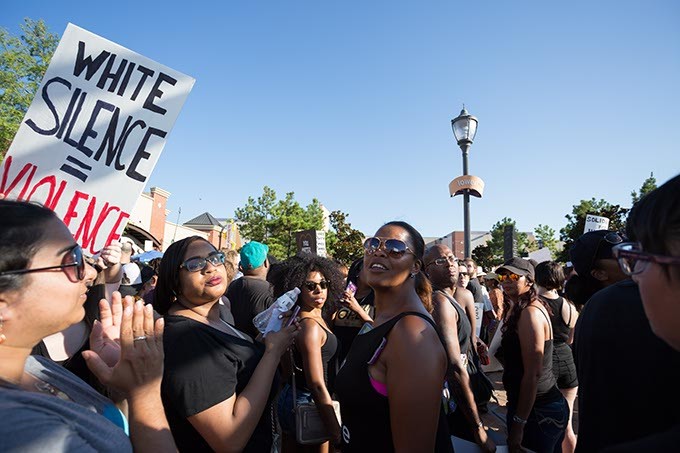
272,255,344,452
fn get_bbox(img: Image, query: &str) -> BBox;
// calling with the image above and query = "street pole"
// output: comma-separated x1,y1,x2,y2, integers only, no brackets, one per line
461,142,471,258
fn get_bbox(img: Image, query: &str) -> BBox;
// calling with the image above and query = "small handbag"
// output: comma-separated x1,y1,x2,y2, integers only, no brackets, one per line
290,350,341,445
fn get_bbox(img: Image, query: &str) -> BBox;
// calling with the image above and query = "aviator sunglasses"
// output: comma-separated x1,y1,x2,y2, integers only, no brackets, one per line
0,244,85,282
363,237,415,259
613,242,680,276
303,280,328,291
180,251,226,272
497,273,521,282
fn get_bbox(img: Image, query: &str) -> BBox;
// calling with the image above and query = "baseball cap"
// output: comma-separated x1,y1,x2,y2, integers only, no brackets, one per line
119,263,156,297
569,230,625,278
497,257,535,280
240,241,269,270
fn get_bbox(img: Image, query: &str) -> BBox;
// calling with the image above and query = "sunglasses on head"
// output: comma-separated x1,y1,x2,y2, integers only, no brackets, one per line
426,256,458,268
303,280,328,291
613,242,680,276
589,232,625,271
497,273,521,282
180,251,226,272
0,244,85,282
363,237,415,259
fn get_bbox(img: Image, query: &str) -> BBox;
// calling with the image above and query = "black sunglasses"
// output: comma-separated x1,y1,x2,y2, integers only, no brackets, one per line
589,232,625,272
303,280,328,291
363,237,415,259
180,251,226,272
0,244,85,282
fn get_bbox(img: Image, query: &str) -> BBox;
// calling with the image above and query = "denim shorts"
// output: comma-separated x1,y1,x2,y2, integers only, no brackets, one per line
507,395,569,453
277,383,313,433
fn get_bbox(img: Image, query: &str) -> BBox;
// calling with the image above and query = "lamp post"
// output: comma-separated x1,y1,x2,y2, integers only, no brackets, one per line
451,106,478,258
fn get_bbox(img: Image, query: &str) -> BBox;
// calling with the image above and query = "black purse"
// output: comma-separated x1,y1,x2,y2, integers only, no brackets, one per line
467,347,495,409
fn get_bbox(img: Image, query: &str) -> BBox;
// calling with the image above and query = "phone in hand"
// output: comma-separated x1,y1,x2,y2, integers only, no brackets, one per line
345,281,357,296
284,305,301,328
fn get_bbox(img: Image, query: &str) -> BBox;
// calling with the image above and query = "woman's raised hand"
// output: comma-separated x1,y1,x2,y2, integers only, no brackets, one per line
83,296,165,398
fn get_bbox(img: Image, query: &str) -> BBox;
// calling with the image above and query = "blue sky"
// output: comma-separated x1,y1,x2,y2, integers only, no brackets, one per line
4,1,679,239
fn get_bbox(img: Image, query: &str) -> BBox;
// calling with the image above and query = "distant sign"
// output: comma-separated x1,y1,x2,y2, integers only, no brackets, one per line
295,229,327,257
449,175,485,198
0,24,195,253
584,214,610,233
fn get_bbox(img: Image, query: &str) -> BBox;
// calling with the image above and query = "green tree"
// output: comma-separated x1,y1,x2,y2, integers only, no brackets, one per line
471,217,535,270
326,210,365,266
557,198,628,262
234,186,324,259
534,224,559,259
0,18,59,160
631,172,657,206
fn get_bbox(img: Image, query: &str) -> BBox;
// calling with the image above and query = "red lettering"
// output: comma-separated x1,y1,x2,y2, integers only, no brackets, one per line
46,180,68,210
27,175,57,205
63,191,90,227
86,203,119,254
74,195,98,249
0,156,37,199
105,211,130,247
17,165,37,201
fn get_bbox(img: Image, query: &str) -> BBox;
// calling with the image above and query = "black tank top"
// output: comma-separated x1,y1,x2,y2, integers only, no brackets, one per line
292,317,338,390
435,290,472,356
334,311,453,453
541,295,572,344
501,306,561,408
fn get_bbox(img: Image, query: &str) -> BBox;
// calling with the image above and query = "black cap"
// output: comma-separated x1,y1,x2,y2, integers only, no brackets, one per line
497,257,535,280
569,230,625,277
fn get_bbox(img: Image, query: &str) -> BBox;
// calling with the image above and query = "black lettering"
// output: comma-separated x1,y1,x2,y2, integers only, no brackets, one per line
77,100,116,157
57,88,82,139
130,65,154,101
25,77,71,136
143,72,177,115
117,62,136,96
94,114,146,170
96,54,128,93
73,41,111,80
63,91,87,148
126,127,166,182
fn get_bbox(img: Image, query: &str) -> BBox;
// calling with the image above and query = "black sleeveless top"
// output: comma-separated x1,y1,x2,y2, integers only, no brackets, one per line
292,317,338,391
436,290,472,356
334,312,453,453
501,306,561,408
541,295,572,345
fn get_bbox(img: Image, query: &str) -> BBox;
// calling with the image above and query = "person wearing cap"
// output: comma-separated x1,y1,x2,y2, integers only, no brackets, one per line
573,227,680,450
225,241,274,339
118,263,157,300
498,257,568,453
565,230,629,309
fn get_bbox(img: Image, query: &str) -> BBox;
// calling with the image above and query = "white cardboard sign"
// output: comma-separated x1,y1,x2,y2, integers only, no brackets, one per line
584,214,610,234
0,24,194,253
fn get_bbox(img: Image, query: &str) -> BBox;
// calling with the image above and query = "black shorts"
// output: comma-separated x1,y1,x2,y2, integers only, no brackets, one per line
553,343,578,389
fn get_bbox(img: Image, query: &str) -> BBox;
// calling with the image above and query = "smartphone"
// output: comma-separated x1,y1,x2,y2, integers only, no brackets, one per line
345,281,357,296
284,305,301,328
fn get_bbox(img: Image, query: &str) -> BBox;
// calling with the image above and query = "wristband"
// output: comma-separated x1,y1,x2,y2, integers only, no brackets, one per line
512,414,528,425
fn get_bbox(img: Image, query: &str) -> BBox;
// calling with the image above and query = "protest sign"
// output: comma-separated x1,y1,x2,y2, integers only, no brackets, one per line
0,24,194,253
584,214,610,233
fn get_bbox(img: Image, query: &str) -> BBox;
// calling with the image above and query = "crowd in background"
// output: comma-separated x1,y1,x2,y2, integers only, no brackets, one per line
0,173,679,452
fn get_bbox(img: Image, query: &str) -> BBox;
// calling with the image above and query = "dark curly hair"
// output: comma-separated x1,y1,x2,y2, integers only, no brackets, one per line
270,254,345,317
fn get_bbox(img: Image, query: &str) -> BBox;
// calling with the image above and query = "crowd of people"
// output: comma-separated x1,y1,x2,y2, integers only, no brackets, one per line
0,173,678,452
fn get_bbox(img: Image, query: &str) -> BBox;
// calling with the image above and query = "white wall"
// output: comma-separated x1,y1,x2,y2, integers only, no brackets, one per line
163,222,208,250
129,193,153,231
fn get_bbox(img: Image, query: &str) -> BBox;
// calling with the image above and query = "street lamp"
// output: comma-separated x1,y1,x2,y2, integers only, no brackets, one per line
451,106,478,258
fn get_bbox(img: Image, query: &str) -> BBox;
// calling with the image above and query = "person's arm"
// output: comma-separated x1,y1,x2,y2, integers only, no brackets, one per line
432,294,494,452
507,306,547,452
298,321,341,442
384,315,447,452
187,324,297,452
340,290,373,323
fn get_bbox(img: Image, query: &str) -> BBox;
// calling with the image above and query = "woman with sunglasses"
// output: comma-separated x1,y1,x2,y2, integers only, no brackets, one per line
0,200,174,452
497,257,568,453
335,221,453,452
601,174,680,451
271,254,344,452
154,236,298,452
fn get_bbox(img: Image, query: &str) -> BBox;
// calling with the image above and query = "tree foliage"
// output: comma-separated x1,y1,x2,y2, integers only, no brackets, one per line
471,217,535,270
534,224,559,259
234,186,324,259
557,198,628,262
631,172,657,206
325,210,365,266
0,18,59,160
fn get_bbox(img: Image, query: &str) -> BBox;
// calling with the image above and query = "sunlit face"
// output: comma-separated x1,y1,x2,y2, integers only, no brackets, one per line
633,258,680,351
299,271,328,311
457,265,470,287
425,246,458,289
1,217,96,346
498,271,532,298
363,225,419,291
464,261,476,277
177,240,228,307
